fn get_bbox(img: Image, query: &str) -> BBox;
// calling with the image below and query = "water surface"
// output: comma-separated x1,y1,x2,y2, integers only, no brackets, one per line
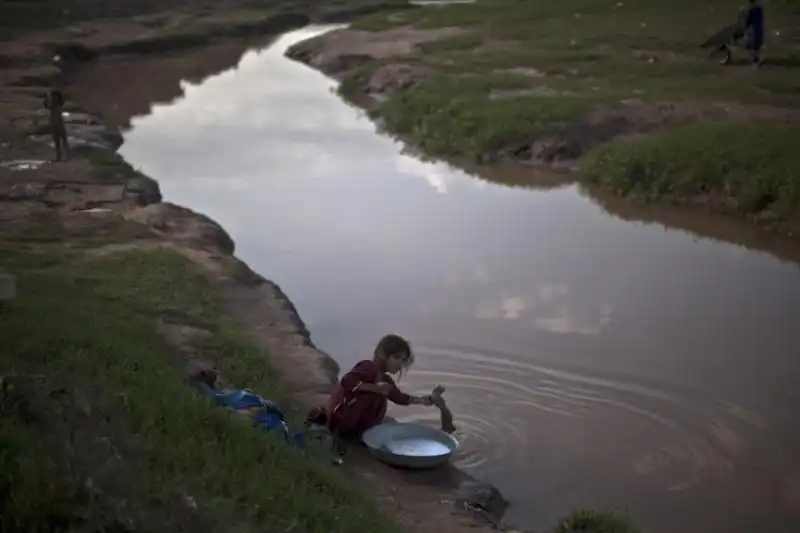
121,26,800,533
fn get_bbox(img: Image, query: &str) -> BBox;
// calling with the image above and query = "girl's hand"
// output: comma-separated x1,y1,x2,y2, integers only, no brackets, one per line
406,395,433,406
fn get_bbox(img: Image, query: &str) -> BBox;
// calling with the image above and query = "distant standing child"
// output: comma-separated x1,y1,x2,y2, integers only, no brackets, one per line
43,89,69,161
312,334,441,439
744,0,765,65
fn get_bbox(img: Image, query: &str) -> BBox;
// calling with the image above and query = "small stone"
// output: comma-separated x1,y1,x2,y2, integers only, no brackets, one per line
125,176,161,205
183,494,198,510
8,182,46,201
454,479,508,525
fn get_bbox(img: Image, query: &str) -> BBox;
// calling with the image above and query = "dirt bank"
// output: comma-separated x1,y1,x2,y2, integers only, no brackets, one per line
284,0,800,237
0,3,523,533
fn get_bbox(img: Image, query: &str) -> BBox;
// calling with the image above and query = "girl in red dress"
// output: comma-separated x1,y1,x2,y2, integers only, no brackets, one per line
313,334,440,439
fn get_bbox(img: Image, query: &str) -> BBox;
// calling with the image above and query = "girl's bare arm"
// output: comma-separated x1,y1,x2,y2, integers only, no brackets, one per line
407,395,433,406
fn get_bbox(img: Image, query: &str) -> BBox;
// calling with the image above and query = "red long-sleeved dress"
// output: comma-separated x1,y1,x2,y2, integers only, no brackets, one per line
325,360,411,438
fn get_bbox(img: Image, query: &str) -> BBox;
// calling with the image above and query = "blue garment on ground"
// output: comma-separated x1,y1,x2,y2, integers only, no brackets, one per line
196,383,306,443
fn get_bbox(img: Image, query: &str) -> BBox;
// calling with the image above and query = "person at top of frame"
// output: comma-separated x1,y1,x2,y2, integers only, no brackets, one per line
743,0,765,66
701,0,765,66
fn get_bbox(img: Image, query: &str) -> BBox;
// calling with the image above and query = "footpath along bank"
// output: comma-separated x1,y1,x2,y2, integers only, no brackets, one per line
1,1,635,532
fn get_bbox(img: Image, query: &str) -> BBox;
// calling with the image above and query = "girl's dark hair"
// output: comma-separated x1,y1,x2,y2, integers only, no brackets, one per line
374,334,415,374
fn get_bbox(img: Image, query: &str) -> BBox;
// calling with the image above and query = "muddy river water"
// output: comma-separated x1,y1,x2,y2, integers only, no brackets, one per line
120,27,800,533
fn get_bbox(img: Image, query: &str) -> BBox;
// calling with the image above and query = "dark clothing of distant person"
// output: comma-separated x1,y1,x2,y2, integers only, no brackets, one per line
44,90,69,161
744,1,764,62
701,2,765,66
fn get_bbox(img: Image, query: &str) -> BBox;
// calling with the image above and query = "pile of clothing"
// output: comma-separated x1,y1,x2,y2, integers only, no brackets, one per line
188,367,325,447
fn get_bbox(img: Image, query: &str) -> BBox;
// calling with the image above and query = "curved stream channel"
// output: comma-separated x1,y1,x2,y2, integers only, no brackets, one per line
120,26,800,533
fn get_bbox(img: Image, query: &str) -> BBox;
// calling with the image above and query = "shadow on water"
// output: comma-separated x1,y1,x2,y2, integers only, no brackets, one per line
410,158,800,269
579,185,800,268
434,158,800,268
400,147,576,192
70,34,289,129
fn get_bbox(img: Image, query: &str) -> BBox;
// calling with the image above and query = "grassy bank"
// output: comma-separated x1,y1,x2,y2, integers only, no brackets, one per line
0,233,397,533
336,0,800,223
1,1,412,529
582,122,800,215
555,510,638,533
0,218,641,533
375,74,594,161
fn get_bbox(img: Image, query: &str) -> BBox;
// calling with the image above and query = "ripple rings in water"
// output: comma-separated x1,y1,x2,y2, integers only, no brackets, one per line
394,342,778,493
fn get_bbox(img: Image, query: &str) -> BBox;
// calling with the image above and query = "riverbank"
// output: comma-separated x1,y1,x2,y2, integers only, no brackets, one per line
0,2,490,533
0,2,638,533
285,0,800,235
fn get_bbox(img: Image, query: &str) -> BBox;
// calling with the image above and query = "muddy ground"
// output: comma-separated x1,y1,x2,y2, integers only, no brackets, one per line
0,3,519,533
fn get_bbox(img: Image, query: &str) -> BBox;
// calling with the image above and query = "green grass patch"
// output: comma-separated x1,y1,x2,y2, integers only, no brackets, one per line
554,509,639,533
82,147,141,178
347,0,800,116
0,211,154,247
0,238,643,533
338,60,385,101
340,0,800,223
416,33,484,54
582,122,800,215
371,74,592,160
0,245,398,533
